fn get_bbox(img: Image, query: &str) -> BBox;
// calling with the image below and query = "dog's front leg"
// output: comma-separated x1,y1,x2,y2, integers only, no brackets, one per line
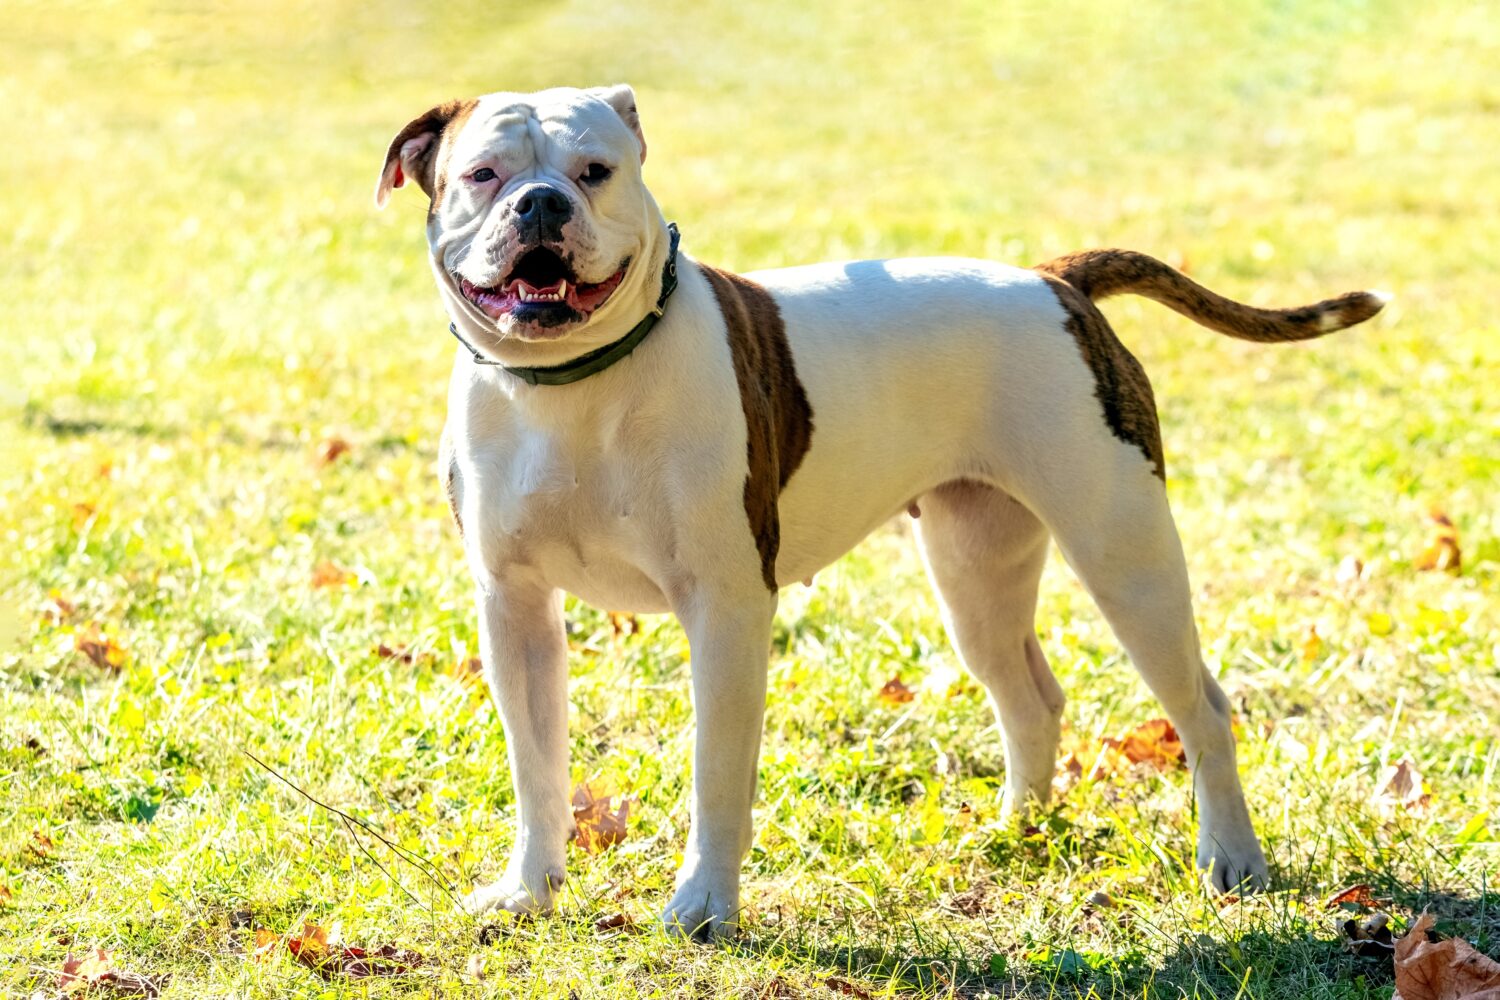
462,578,572,918
663,585,776,939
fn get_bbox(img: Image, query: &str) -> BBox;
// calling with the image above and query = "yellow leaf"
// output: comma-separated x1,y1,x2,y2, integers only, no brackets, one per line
1413,509,1461,574
877,676,915,705
1367,612,1395,636
571,784,631,854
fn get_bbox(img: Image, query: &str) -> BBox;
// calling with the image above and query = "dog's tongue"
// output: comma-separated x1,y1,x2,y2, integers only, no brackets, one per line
568,269,627,311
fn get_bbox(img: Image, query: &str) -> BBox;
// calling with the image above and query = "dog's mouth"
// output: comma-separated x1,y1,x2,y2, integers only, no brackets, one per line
458,247,628,326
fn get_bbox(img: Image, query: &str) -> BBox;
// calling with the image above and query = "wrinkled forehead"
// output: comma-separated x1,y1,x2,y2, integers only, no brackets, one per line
447,88,631,170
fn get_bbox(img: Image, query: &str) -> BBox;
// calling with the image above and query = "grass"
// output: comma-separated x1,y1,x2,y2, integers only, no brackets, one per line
2,0,1497,996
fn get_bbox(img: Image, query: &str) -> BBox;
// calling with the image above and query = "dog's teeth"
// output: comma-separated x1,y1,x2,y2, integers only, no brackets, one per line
557,280,569,298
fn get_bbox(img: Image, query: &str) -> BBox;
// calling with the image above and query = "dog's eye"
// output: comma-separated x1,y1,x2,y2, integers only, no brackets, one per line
580,163,612,185
471,167,498,183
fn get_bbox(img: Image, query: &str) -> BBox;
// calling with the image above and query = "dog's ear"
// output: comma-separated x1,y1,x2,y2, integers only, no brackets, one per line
590,84,646,164
375,99,471,209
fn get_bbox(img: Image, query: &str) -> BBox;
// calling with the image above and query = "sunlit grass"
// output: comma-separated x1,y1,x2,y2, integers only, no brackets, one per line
2,1,1497,997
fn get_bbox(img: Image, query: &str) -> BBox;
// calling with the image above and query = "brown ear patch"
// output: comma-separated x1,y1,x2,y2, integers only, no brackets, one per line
381,98,478,204
1036,272,1166,480
700,266,815,589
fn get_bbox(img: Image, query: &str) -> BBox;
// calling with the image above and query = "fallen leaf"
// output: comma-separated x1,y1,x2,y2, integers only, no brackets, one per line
1085,890,1115,910
20,736,46,756
1102,718,1186,771
75,624,127,672
464,954,485,980
28,830,55,859
58,947,165,997
267,922,424,980
1414,511,1462,574
1326,883,1380,910
71,503,97,531
315,437,352,466
571,784,631,853
826,977,875,1000
1375,759,1431,812
877,676,915,705
375,643,415,665
310,560,352,589
593,912,635,933
251,928,279,959
0,885,12,906
42,590,76,624
942,883,991,917
1394,912,1500,1000
1300,624,1323,661
607,612,637,637
1339,911,1395,959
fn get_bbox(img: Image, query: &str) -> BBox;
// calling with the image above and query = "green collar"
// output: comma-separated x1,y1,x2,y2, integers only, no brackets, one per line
448,223,680,386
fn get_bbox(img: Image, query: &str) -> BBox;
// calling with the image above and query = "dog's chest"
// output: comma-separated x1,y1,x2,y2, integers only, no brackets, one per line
462,418,673,612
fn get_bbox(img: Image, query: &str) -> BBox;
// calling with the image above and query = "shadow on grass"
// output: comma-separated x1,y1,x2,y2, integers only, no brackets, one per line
730,885,1499,999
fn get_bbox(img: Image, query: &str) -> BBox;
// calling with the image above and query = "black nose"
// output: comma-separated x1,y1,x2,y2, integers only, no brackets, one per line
513,185,572,237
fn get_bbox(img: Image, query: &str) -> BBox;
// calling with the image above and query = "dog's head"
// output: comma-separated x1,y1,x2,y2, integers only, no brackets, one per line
376,85,660,349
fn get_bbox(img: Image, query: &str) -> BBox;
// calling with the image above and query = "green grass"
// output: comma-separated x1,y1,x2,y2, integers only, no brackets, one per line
2,0,1498,996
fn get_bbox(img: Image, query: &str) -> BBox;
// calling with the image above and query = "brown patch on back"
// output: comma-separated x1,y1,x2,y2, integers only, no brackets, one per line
700,266,815,589
1036,272,1166,480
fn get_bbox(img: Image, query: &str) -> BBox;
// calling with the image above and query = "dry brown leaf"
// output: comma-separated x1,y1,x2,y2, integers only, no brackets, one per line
310,560,352,589
0,885,13,906
593,912,636,934
1340,911,1395,957
272,922,423,980
315,437,352,466
571,784,631,853
375,643,415,665
42,590,77,625
1326,883,1380,910
75,624,127,672
827,977,876,1000
1395,913,1500,1000
1414,511,1462,574
1103,718,1186,771
877,676,915,706
607,612,637,637
28,830,55,859
1375,759,1431,812
58,947,165,997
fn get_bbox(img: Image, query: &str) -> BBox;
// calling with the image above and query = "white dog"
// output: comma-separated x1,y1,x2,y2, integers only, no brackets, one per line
375,84,1386,938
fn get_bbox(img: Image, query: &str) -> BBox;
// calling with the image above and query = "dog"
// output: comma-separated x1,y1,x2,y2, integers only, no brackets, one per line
374,84,1386,938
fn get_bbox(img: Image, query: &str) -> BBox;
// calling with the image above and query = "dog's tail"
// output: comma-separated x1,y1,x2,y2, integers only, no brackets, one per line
1034,249,1389,343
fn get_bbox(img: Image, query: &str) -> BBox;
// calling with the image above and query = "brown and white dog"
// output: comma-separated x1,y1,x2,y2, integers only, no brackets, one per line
375,84,1386,938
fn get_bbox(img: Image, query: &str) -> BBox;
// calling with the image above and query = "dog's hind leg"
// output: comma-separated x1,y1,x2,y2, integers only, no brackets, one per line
1025,447,1269,893
916,480,1064,815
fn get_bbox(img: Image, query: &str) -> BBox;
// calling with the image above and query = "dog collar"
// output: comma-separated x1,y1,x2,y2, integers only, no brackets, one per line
447,223,680,386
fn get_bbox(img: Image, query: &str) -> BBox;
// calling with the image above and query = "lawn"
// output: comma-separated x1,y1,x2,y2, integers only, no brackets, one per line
2,0,1497,996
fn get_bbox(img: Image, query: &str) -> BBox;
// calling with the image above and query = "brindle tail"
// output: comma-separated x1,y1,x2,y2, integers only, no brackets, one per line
1034,249,1389,343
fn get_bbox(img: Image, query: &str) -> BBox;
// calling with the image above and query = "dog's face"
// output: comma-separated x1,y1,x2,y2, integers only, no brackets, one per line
376,85,651,343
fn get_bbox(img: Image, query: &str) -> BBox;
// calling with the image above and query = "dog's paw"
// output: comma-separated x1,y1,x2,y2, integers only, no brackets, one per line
462,865,565,918
1197,830,1269,895
662,872,739,941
